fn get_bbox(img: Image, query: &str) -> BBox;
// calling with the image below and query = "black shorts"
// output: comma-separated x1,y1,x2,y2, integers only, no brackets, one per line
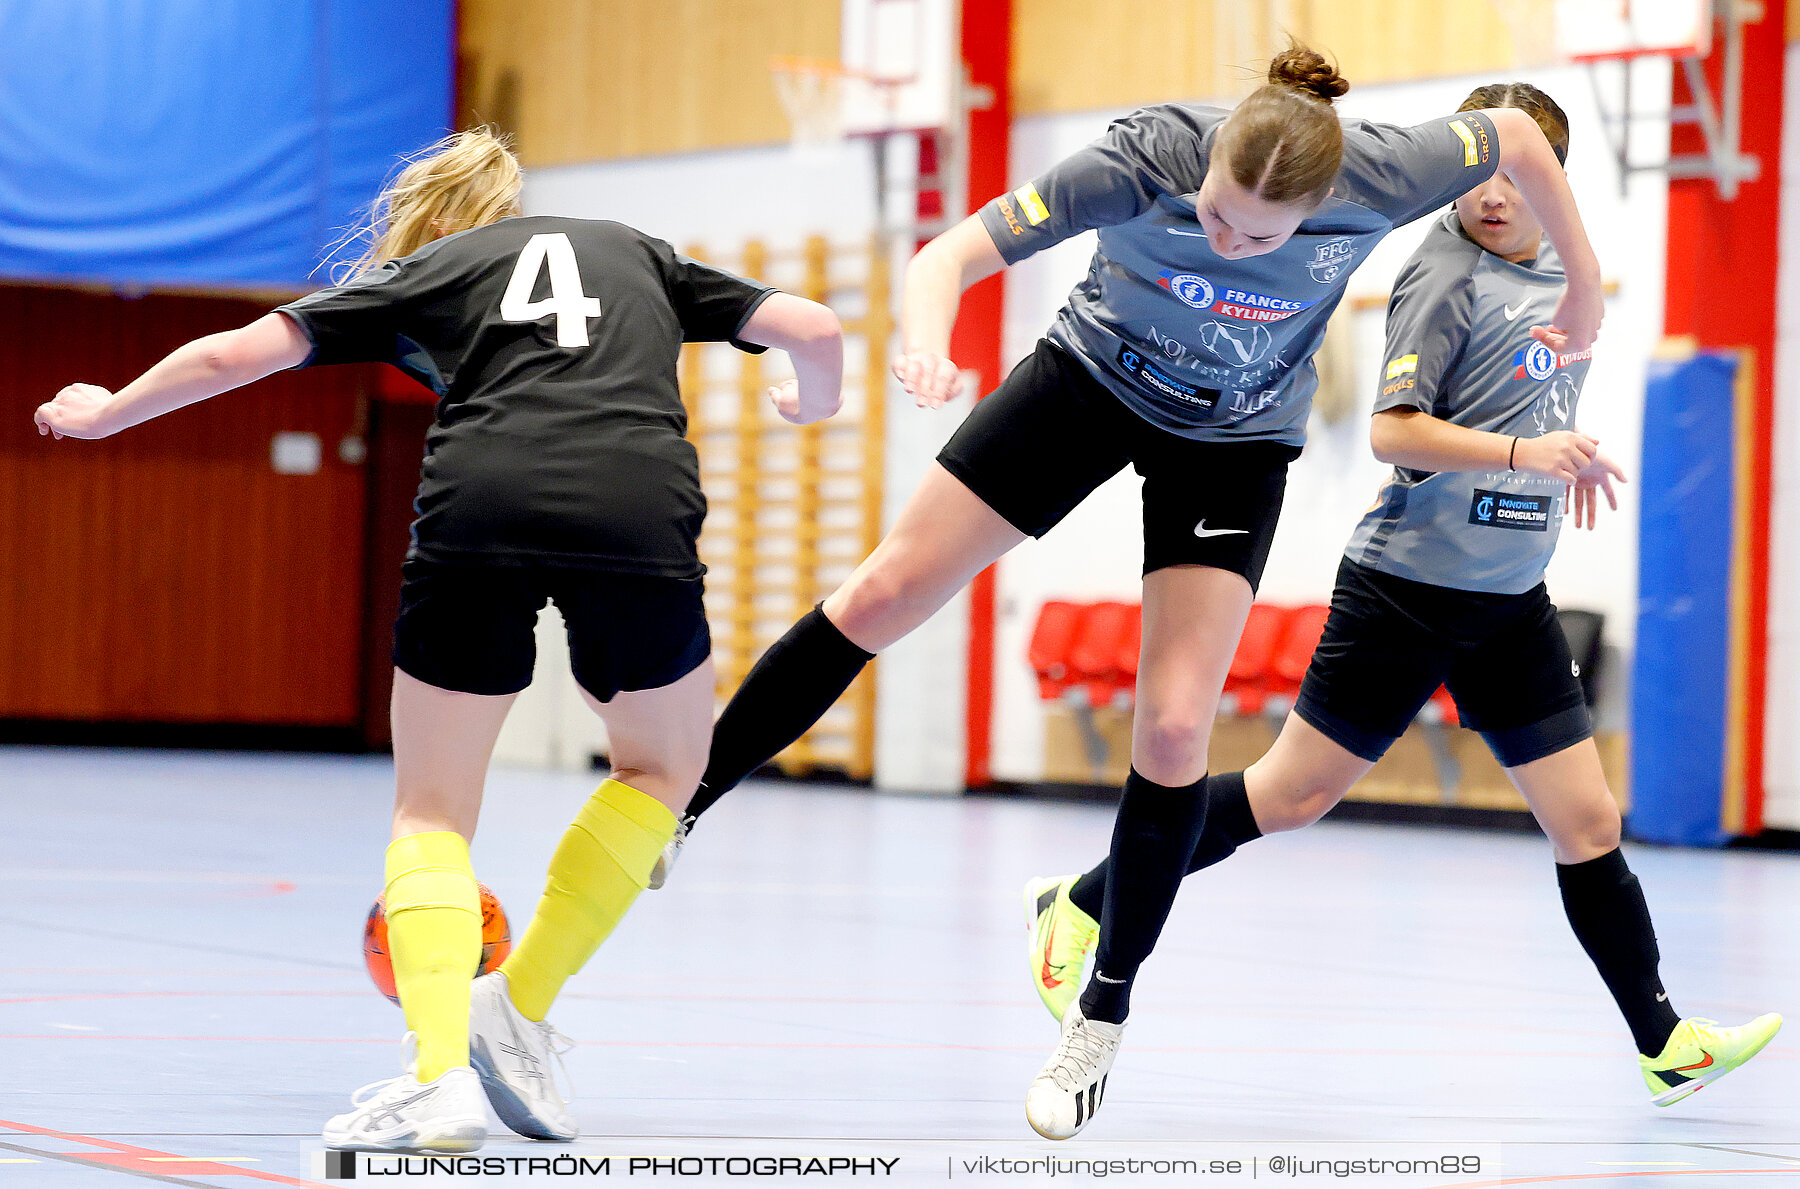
936,340,1301,591
1294,558,1592,768
392,559,711,700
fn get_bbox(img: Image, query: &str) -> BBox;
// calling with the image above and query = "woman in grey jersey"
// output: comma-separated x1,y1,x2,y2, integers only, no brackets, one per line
34,130,845,1153
1027,83,1780,1120
669,44,1602,1139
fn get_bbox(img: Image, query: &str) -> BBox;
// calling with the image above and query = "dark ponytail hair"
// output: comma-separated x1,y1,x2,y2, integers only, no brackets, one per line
1215,40,1349,207
1459,82,1570,164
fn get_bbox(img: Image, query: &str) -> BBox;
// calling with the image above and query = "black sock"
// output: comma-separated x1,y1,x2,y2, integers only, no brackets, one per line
1557,848,1681,1056
1068,770,1258,920
684,606,874,827
1077,768,1210,1025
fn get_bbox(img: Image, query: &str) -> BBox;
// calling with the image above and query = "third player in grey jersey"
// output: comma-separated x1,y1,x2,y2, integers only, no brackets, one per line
1346,210,1592,592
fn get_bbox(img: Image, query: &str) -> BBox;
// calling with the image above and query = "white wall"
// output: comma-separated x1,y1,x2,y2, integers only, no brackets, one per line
1765,43,1800,831
524,139,884,248
990,63,1671,781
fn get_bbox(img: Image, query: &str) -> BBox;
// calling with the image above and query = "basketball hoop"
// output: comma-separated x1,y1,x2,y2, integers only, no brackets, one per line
772,57,851,148
772,56,912,149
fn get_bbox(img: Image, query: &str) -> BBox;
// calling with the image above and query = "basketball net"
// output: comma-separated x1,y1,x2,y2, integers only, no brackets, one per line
772,57,849,147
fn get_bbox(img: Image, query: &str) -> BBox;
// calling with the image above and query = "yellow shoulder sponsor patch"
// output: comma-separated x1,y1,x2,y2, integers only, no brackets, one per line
1449,119,1479,167
1385,354,1418,380
1014,183,1049,226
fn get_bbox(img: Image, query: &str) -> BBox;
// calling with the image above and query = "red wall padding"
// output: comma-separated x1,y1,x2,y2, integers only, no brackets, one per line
0,284,378,726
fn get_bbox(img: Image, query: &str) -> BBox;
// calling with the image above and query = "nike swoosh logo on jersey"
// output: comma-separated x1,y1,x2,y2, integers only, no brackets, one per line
1194,520,1249,538
1166,228,1208,237
1504,299,1530,321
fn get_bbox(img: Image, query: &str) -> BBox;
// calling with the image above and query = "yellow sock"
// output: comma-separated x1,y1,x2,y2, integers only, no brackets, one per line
500,779,676,1022
384,831,480,1082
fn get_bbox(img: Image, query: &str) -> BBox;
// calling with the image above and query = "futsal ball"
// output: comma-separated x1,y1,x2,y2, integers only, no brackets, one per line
362,883,512,1005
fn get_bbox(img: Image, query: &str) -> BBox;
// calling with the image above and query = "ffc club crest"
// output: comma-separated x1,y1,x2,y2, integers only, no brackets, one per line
1159,272,1215,310
1307,237,1355,284
1520,341,1558,381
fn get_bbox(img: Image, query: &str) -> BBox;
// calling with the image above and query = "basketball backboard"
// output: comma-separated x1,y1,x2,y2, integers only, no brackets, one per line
1556,0,1712,62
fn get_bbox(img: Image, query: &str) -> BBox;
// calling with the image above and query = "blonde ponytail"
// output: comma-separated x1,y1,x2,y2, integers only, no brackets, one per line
336,127,523,281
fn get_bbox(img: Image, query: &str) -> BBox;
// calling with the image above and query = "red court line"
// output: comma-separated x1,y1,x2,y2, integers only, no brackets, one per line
0,1117,326,1187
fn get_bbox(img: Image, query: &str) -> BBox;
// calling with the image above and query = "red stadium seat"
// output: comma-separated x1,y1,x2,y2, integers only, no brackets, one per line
1265,604,1331,709
1422,684,1461,727
1069,600,1137,707
1222,602,1287,714
1116,602,1142,687
1027,600,1084,700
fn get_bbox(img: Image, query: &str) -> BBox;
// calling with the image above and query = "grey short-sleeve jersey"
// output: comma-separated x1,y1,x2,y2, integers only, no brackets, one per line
1344,212,1593,593
976,104,1499,444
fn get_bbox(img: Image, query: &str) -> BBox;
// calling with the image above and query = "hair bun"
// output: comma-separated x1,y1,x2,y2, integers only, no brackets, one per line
1268,42,1349,103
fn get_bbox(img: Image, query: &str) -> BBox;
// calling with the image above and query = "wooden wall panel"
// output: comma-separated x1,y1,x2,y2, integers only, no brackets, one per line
1013,0,1535,118
0,285,373,727
460,0,840,165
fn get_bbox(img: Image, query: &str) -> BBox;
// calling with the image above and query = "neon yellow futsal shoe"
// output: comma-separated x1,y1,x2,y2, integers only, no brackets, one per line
1640,1013,1783,1106
1023,875,1100,1022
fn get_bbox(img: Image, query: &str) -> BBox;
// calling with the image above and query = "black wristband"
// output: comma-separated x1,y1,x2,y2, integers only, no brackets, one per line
1508,436,1519,471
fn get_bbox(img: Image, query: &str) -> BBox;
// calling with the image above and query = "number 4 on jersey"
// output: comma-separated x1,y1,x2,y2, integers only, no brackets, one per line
500,233,601,347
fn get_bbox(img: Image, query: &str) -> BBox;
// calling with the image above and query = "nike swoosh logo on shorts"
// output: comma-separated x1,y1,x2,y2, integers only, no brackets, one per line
1504,300,1530,321
1194,520,1249,538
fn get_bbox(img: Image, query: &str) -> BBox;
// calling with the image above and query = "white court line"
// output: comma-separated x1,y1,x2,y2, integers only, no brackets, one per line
142,1157,260,1163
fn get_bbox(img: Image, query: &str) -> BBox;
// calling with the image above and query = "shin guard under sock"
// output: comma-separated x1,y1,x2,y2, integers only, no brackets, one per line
1557,848,1681,1056
1079,768,1211,1024
686,605,874,825
384,831,481,1081
501,779,676,1022
1069,770,1258,921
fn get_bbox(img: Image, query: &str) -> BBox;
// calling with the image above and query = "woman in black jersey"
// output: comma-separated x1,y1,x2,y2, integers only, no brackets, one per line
1025,84,1780,1122
34,129,845,1153
669,44,1603,1139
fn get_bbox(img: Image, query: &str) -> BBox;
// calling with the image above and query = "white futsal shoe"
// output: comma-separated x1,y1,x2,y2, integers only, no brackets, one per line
1025,1001,1125,1140
468,970,579,1140
322,1033,486,1153
648,816,690,890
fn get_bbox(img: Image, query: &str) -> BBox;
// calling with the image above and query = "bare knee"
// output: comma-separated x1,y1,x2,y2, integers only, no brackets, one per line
1548,796,1622,863
1132,709,1209,787
1244,766,1350,834
823,562,947,652
607,760,701,812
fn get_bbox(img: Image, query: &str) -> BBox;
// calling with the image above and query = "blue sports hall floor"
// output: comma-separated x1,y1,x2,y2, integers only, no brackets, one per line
1,747,1795,1187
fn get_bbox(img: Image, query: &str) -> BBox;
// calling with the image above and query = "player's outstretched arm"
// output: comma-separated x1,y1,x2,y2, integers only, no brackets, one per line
1371,408,1597,483
739,293,845,425
35,312,312,440
1484,106,1602,354
892,214,1007,409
